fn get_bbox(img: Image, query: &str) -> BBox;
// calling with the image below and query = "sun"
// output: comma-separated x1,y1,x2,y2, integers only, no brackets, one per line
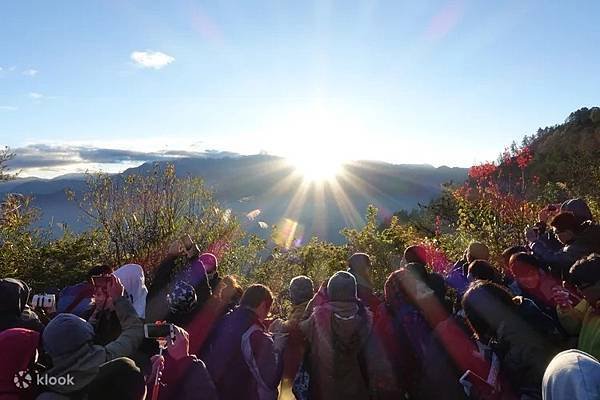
288,155,344,182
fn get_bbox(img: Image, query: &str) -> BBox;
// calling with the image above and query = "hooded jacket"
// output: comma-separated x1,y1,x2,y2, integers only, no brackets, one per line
557,299,600,360
542,349,600,400
113,264,148,319
39,295,143,396
0,279,43,334
300,301,374,400
531,221,600,280
0,328,40,400
203,306,283,400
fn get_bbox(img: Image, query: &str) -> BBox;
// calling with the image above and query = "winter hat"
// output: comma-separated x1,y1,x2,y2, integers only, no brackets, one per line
404,245,428,265
327,271,357,302
289,276,314,305
561,198,593,224
199,253,218,275
167,281,197,314
0,328,40,396
0,278,28,315
87,357,147,400
42,313,95,357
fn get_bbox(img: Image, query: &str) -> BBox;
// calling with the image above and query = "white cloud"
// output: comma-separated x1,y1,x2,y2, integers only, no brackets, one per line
22,68,38,76
0,105,17,111
130,50,175,69
29,92,43,99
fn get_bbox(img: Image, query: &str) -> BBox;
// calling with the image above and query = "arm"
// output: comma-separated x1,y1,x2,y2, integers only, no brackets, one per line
104,295,144,360
557,299,588,336
530,241,577,278
250,330,284,389
147,255,178,298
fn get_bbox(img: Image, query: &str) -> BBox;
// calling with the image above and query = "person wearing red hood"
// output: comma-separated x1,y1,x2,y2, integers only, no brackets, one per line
0,328,41,400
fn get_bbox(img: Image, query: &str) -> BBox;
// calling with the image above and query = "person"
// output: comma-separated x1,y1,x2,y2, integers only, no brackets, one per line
553,254,600,359
269,276,314,399
145,236,213,327
560,198,593,225
466,260,502,285
446,242,490,298
300,271,375,400
0,278,43,333
147,326,217,400
462,281,559,399
86,357,147,400
113,264,148,319
373,269,434,398
56,265,113,319
0,328,41,400
37,275,143,398
542,349,600,400
186,274,243,356
347,253,382,311
509,253,570,321
203,284,285,400
403,245,428,265
528,211,600,281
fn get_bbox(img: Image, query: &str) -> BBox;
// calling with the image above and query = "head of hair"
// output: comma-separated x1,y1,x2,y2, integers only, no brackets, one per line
348,252,371,271
405,262,429,282
509,252,543,277
462,281,516,339
550,212,581,233
87,264,113,279
404,245,428,264
570,253,600,287
467,242,490,263
240,284,273,310
384,269,412,307
468,260,501,284
502,245,529,266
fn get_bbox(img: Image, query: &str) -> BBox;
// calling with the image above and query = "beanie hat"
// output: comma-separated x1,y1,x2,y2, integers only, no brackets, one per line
167,281,197,314
561,198,593,224
199,253,218,275
87,357,146,400
42,313,95,357
327,271,357,302
289,276,314,305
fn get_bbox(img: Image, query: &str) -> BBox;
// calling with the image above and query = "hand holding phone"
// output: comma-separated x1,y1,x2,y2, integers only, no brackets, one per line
552,285,573,309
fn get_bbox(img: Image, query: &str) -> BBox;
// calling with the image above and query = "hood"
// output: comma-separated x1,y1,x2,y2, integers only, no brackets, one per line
543,350,600,400
113,264,148,318
561,198,593,224
42,314,95,358
0,278,29,316
312,301,372,352
0,328,39,395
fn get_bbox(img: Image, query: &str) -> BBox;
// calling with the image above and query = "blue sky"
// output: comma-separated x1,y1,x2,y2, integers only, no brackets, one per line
1,0,599,177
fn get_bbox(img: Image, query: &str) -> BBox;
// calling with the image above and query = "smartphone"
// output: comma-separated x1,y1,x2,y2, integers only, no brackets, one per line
144,323,175,340
459,370,496,397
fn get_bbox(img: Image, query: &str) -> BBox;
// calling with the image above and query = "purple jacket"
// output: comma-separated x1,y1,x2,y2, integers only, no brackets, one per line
203,306,283,400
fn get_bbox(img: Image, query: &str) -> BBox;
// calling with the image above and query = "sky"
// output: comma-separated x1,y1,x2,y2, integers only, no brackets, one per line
1,0,600,177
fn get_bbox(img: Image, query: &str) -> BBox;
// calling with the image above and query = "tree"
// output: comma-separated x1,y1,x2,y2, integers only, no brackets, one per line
0,147,15,181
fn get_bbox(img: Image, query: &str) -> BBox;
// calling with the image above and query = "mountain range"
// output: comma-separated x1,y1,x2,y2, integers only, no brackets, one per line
0,155,467,243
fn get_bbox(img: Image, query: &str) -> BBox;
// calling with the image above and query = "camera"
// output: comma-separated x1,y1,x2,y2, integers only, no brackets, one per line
31,294,56,311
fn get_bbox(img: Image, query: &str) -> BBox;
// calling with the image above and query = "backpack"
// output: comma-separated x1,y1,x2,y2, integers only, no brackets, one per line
241,325,278,400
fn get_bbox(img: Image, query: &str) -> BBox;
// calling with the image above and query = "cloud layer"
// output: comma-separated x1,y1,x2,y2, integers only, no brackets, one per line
7,144,239,170
130,51,175,69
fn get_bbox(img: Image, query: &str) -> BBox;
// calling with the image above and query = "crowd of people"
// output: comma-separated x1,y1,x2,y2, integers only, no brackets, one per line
1,198,600,400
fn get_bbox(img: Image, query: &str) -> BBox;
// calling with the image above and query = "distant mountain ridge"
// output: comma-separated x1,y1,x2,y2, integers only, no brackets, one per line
0,155,468,242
